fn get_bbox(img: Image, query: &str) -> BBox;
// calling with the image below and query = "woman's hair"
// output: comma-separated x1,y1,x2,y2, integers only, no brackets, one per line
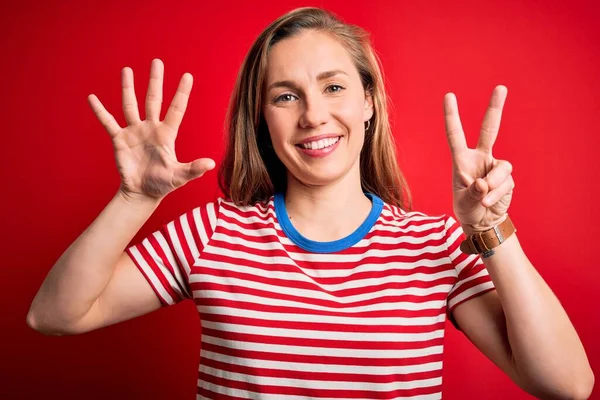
218,7,412,211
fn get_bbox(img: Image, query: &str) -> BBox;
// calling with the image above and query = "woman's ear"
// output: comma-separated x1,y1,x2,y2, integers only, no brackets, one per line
364,90,374,121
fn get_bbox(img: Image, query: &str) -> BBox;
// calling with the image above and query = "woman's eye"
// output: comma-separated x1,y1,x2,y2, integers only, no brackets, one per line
326,85,344,93
275,94,297,103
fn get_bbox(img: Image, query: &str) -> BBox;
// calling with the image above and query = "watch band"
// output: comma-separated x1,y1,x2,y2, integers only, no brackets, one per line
460,215,516,255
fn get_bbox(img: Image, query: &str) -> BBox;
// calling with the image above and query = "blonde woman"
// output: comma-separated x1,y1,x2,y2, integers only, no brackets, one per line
27,7,593,400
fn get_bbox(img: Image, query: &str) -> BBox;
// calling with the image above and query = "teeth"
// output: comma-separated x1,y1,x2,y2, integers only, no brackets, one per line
301,137,340,150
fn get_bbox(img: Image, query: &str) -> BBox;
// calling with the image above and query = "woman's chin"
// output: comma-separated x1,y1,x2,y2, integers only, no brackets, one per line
289,168,352,188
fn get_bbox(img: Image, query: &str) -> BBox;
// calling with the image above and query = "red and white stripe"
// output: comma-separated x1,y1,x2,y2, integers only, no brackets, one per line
127,197,494,399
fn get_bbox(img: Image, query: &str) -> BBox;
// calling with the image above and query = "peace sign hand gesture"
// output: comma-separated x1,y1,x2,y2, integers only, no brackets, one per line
444,85,514,234
88,59,215,203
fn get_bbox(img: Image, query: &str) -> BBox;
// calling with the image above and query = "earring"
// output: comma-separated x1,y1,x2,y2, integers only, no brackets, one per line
365,120,371,131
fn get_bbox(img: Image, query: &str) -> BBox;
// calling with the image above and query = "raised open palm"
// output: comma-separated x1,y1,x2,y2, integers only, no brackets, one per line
88,59,215,202
444,85,514,233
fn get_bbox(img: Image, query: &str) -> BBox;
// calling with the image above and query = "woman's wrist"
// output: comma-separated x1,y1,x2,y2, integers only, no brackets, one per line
461,213,509,237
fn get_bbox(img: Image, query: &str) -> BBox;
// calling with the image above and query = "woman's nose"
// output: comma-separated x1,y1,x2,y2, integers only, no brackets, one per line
298,92,329,129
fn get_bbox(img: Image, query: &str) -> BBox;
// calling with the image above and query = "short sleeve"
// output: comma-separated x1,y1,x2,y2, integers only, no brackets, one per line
125,200,220,306
444,215,496,328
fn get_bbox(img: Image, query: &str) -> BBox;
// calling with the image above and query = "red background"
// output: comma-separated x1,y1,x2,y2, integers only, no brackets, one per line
2,0,598,398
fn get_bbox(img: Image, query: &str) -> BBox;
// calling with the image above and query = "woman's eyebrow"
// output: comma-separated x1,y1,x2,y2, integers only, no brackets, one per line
317,69,348,81
266,69,348,92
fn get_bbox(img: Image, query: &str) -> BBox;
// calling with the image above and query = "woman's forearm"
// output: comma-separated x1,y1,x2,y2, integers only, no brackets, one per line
27,190,161,333
480,234,594,398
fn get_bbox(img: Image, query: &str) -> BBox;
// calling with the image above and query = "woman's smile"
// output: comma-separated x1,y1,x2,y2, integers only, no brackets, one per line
295,135,342,158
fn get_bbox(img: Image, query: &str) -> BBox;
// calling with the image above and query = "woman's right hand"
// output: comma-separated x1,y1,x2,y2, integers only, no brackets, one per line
88,58,215,203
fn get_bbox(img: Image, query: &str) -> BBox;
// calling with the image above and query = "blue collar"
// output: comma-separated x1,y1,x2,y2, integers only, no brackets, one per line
274,192,383,253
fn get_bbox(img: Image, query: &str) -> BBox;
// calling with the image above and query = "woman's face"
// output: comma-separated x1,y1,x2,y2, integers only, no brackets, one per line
262,30,373,188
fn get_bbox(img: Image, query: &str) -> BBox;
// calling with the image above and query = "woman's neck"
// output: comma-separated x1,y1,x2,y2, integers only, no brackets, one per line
283,170,373,242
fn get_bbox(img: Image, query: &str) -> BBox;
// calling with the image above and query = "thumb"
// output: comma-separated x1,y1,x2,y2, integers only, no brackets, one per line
467,178,488,202
176,158,216,184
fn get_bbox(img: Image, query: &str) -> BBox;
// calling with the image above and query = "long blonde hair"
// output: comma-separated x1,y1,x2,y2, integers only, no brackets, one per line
218,7,411,210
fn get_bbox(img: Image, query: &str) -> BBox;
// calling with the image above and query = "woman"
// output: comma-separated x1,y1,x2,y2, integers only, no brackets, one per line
27,7,593,400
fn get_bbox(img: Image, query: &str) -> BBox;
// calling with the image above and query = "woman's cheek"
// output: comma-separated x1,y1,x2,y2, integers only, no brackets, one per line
266,118,288,148
336,95,364,127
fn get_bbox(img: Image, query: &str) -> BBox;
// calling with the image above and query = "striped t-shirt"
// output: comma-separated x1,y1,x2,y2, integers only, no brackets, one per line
126,193,495,399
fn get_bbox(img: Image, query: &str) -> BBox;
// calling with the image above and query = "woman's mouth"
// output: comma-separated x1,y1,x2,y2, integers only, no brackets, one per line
295,136,342,158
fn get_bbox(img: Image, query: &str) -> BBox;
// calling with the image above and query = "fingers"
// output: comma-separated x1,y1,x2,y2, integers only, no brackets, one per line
88,94,122,137
444,92,468,155
145,59,164,121
462,158,514,208
122,67,141,125
484,159,512,189
467,178,488,202
454,178,487,218
174,158,216,184
481,159,513,207
477,85,507,153
483,175,514,207
163,73,194,132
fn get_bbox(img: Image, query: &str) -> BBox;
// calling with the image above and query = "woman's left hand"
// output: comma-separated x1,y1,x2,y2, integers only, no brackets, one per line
443,85,514,234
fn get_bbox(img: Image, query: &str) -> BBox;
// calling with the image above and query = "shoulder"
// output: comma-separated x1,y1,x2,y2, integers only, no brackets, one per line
210,196,276,222
379,202,452,232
